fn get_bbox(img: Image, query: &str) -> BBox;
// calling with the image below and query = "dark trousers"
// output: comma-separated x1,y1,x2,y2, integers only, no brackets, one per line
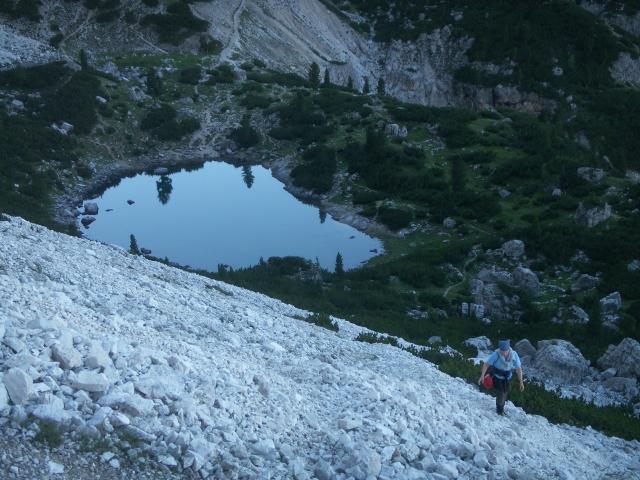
489,366,511,414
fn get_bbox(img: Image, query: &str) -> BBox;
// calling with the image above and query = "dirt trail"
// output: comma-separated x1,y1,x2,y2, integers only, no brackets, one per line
219,0,246,63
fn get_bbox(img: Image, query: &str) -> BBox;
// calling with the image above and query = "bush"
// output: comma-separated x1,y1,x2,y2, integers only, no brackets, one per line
290,145,337,194
246,70,309,88
303,313,339,332
355,332,399,346
240,93,273,109
140,104,200,140
140,2,209,45
178,65,202,85
0,61,70,90
205,64,235,84
229,115,261,148
377,206,413,231
43,70,103,134
95,8,120,22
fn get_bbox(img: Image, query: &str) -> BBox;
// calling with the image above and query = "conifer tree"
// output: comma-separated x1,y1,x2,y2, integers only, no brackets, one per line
335,252,344,276
79,49,89,70
322,68,331,87
146,67,163,97
129,234,140,255
308,62,320,88
362,77,370,94
450,156,466,193
376,77,386,96
347,76,354,90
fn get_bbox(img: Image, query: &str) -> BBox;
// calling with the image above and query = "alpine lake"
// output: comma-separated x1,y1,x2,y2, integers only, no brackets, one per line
80,161,383,272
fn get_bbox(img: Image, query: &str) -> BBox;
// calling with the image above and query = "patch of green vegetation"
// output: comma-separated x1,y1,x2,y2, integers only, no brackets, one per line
0,61,70,90
140,103,200,140
205,64,236,84
140,2,208,45
0,0,41,20
303,313,339,331
355,331,400,346
33,421,64,447
269,91,332,145
230,115,261,148
290,145,337,194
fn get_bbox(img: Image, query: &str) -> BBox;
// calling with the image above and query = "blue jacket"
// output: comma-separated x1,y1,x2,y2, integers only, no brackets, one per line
486,349,522,380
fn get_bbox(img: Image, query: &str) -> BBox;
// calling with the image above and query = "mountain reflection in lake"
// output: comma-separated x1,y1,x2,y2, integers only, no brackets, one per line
82,161,383,271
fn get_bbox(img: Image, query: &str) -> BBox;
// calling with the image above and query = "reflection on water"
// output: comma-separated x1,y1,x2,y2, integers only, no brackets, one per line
81,161,382,272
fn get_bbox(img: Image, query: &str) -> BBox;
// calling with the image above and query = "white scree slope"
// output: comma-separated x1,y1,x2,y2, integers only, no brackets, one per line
0,216,638,480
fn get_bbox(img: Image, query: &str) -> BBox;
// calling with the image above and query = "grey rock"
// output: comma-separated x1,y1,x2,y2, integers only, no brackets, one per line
463,336,491,351
32,404,70,425
603,376,637,395
85,343,112,369
81,216,96,227
83,203,99,215
575,202,612,228
428,336,442,345
533,339,590,384
3,337,26,353
73,370,111,392
314,459,336,480
501,240,525,259
600,292,622,315
514,339,536,359
4,368,33,405
0,384,9,410
571,274,599,293
384,123,408,139
442,217,456,229
598,338,640,378
577,167,604,184
568,305,589,324
51,343,82,370
498,188,511,199
628,260,640,272
512,266,540,297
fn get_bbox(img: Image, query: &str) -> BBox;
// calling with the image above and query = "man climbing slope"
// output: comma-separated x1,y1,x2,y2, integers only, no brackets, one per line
478,340,524,415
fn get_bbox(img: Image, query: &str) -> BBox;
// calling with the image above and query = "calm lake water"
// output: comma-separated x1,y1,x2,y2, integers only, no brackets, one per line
81,161,382,271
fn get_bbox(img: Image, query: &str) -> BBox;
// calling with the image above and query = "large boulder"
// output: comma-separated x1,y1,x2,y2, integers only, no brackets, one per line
577,167,604,184
600,292,622,315
51,343,82,370
501,240,525,259
384,123,408,139
512,267,540,297
532,339,590,384
571,274,599,293
598,338,640,378
3,368,33,405
83,202,99,215
514,339,537,359
463,336,492,352
575,202,612,228
73,370,112,393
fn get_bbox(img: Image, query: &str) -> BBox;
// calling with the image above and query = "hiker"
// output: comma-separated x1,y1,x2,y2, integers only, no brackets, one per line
478,340,524,415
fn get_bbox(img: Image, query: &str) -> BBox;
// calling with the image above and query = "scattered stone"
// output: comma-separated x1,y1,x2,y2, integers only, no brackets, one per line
96,96,108,104
4,368,33,405
600,292,622,315
51,122,73,135
48,461,64,475
51,343,82,370
577,167,604,184
463,336,491,352
571,274,599,293
568,305,589,324
428,336,442,345
32,404,70,425
84,203,99,215
575,202,612,228
512,266,540,297
127,199,135,205
442,217,456,229
73,370,112,392
384,123,408,139
598,338,640,378
501,240,525,259
81,216,96,227
627,260,640,272
498,188,511,198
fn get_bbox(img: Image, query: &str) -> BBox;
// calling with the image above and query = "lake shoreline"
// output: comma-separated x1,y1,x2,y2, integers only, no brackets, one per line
54,142,395,247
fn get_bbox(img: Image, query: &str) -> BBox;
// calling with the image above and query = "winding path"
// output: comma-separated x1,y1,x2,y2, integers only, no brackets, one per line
219,0,246,63
443,250,478,299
